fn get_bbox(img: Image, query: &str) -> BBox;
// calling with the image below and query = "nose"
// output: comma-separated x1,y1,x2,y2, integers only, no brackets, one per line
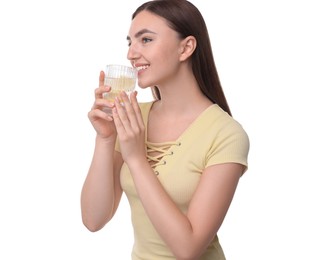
127,42,139,63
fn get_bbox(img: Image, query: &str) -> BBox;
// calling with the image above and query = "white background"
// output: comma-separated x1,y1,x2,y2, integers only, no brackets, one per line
0,0,308,259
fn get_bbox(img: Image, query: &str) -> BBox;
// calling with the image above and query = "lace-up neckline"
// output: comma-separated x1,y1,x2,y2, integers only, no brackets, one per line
146,141,181,168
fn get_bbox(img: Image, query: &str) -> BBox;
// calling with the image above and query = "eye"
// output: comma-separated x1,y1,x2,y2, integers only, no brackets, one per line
142,37,152,44
127,41,132,47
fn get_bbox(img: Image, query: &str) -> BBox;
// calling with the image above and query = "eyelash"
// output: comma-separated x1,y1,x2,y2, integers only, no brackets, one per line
142,37,152,44
127,37,152,47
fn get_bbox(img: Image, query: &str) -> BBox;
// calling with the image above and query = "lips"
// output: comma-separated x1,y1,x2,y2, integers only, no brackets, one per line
135,65,149,71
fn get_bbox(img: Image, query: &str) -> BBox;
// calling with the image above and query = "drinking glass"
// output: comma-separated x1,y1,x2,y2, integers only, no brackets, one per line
103,64,137,114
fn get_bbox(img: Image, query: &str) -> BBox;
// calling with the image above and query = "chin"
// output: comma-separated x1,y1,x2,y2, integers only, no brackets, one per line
137,80,152,89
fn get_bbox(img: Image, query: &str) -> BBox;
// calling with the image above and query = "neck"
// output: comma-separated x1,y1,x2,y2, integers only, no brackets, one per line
153,70,212,117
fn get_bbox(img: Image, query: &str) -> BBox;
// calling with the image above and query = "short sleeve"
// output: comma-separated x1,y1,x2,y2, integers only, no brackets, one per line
205,121,250,173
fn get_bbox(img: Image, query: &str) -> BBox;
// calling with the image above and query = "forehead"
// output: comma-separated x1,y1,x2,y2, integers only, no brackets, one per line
128,10,172,38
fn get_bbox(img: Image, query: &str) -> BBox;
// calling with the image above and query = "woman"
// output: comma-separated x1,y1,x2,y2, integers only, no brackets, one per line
81,0,250,259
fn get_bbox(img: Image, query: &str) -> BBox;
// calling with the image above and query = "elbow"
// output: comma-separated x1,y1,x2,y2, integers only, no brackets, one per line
83,222,103,233
169,245,200,260
171,240,210,260
173,251,201,260
82,215,107,232
81,206,114,232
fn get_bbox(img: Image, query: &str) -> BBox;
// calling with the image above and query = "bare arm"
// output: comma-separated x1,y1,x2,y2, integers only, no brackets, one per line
113,92,244,259
81,71,124,232
81,137,123,232
128,160,242,259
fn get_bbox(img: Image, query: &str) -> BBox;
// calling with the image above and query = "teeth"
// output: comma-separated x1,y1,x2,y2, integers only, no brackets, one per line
136,65,149,71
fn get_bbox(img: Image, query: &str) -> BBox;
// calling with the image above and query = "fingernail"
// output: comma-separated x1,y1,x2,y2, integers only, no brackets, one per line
115,97,121,105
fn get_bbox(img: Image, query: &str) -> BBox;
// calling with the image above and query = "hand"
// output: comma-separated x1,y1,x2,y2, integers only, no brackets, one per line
112,91,146,164
88,71,116,140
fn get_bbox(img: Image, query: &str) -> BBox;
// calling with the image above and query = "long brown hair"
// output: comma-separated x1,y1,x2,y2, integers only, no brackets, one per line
132,0,232,116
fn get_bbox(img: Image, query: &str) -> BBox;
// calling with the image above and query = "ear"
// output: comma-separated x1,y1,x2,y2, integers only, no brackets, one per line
179,36,197,62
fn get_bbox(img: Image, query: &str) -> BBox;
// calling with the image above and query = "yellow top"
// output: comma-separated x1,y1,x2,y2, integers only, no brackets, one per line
116,102,250,260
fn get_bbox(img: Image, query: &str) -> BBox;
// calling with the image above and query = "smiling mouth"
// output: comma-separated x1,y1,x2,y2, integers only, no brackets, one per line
135,65,149,71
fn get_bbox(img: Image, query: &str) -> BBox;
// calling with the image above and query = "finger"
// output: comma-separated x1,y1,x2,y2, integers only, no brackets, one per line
93,87,114,112
114,95,133,132
92,85,115,116
130,91,144,128
91,97,115,110
99,71,105,87
119,92,140,130
94,86,111,99
88,108,113,122
112,106,127,137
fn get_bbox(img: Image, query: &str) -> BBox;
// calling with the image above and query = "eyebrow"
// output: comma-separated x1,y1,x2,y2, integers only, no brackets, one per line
126,29,157,41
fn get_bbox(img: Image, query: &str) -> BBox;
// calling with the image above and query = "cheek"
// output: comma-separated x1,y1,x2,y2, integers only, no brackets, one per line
161,45,180,62
153,45,181,72
151,39,181,61
137,44,180,87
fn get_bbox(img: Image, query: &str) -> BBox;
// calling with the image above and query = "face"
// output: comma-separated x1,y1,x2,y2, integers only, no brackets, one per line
127,11,185,88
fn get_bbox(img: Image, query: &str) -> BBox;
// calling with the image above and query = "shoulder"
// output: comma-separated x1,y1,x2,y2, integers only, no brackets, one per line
203,105,250,170
204,104,248,139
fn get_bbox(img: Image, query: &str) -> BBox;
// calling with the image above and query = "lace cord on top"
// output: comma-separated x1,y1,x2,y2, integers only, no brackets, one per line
146,141,181,169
